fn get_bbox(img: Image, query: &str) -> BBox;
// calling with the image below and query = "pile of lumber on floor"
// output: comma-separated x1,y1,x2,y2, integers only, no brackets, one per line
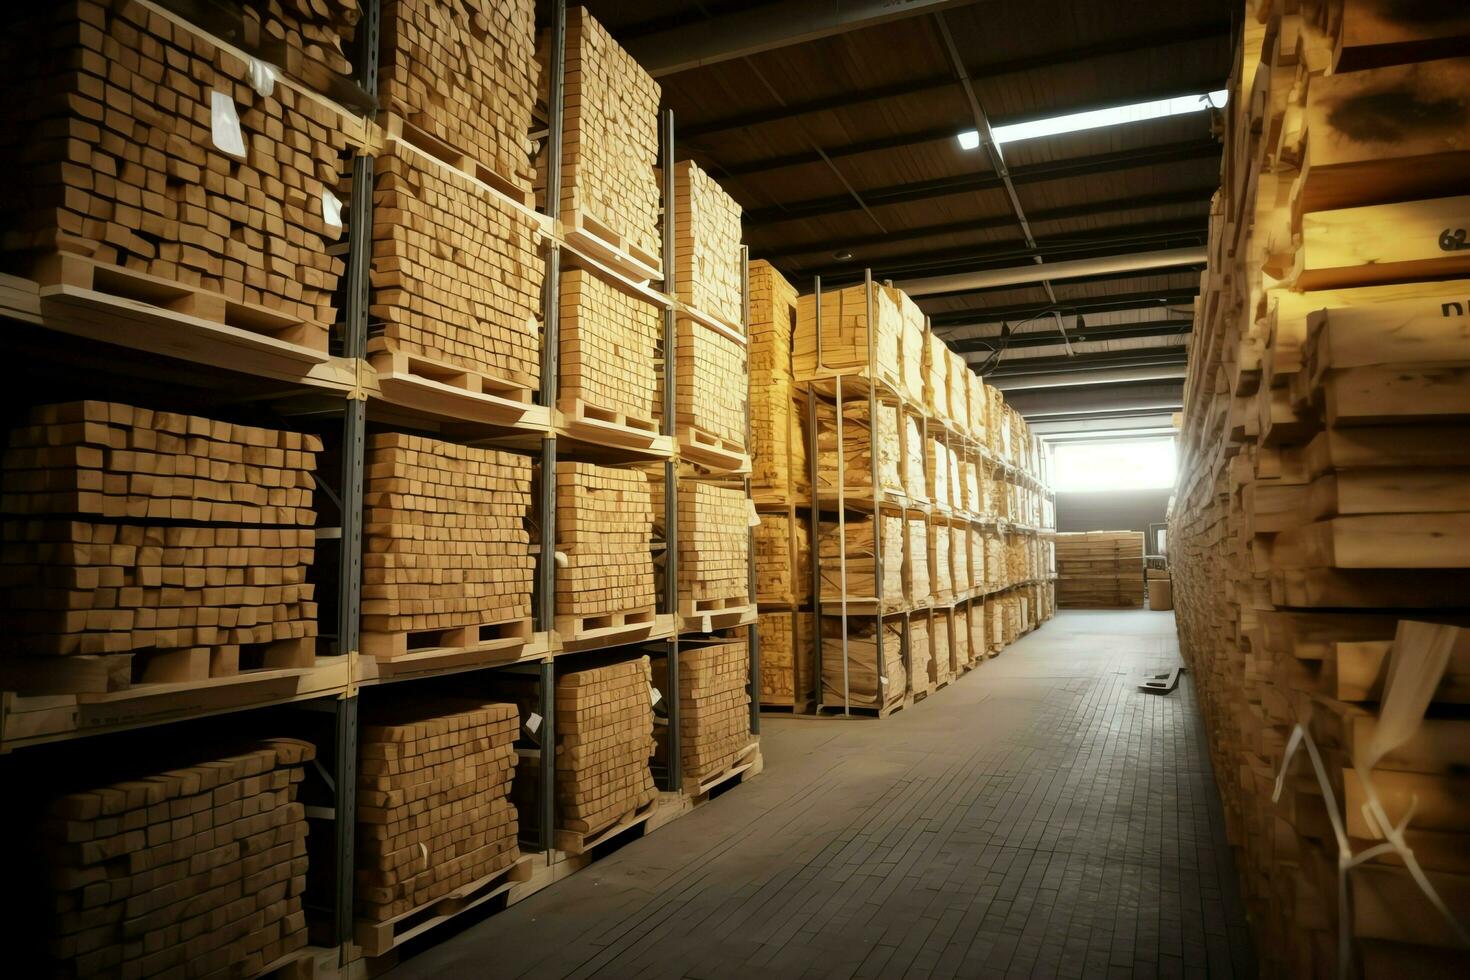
670,639,751,785
559,268,662,423
0,402,319,688
40,739,314,977
0,2,348,336
357,700,520,920
749,261,807,503
1171,2,1470,975
362,435,532,646
1054,531,1144,608
555,463,655,621
555,658,658,837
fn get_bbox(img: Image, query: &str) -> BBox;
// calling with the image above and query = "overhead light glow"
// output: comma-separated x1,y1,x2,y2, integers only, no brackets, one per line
955,90,1227,151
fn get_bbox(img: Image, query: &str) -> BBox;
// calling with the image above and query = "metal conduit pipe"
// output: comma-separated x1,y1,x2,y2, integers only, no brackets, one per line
895,246,1208,296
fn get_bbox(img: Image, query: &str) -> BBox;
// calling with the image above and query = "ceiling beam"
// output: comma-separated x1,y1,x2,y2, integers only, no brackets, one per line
1003,381,1184,418
928,286,1202,327
743,138,1220,226
949,318,1192,354
989,363,1189,390
677,21,1229,137
898,246,1207,296
622,0,977,78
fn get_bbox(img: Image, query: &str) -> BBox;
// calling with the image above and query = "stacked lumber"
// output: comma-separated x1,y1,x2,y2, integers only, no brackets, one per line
885,286,927,406
757,610,811,707
793,283,901,386
909,615,933,697
543,8,661,263
951,524,971,596
929,521,953,601
749,261,806,503
674,639,752,784
40,739,313,977
243,0,360,88
673,160,742,327
0,2,347,340
664,481,749,607
814,401,903,500
555,463,655,622
1171,4,1470,974
905,517,931,606
987,390,1007,459
671,316,747,447
361,435,532,647
381,0,536,192
902,413,925,503
945,350,970,432
953,605,972,669
555,659,658,837
0,402,318,686
966,600,988,659
821,616,904,711
922,332,951,423
1146,562,1173,611
925,437,954,511
959,456,981,515
968,374,989,446
357,700,519,920
560,268,662,423
371,145,543,386
754,512,811,606
817,515,903,603
1054,531,1143,608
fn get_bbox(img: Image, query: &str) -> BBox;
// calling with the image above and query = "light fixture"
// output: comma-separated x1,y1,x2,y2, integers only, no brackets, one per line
955,89,1229,150
833,249,853,261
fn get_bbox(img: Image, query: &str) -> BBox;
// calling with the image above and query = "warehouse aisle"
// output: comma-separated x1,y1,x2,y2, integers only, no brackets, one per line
387,611,1254,979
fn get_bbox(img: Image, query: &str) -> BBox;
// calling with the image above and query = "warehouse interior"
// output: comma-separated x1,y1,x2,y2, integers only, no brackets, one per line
0,0,1465,978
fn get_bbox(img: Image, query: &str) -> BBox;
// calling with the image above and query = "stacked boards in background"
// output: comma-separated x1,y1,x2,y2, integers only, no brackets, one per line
1054,532,1145,608
1171,1,1470,976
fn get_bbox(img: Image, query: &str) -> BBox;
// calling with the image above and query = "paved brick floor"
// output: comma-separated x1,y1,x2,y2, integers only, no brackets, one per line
386,610,1254,979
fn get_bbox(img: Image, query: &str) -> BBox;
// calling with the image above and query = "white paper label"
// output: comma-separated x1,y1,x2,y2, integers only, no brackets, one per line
649,684,662,706
246,58,278,98
321,190,344,235
878,676,889,685
525,711,542,733
747,499,761,527
210,91,246,159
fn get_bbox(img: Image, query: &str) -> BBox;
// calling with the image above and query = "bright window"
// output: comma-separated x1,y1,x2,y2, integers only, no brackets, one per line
1050,438,1176,493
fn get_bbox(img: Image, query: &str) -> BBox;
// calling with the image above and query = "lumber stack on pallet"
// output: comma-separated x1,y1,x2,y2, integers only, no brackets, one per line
1171,3,1470,975
755,512,811,606
922,332,951,424
945,349,969,434
242,0,360,88
793,283,901,386
659,482,749,609
381,0,536,193
909,615,933,697
757,611,812,707
555,658,658,838
1054,531,1144,608
670,639,751,786
672,160,742,329
951,524,971,596
904,517,931,607
0,2,348,343
814,401,903,501
40,739,314,977
541,8,660,266
0,402,319,690
925,437,958,511
817,516,903,604
361,435,532,655
357,700,520,921
670,317,747,449
820,616,904,712
559,268,662,426
370,145,543,389
886,286,927,407
555,463,655,625
749,261,806,503
968,374,989,447
932,609,954,687
928,521,953,601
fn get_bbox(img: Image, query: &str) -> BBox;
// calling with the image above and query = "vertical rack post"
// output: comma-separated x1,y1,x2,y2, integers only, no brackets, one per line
827,278,850,716
807,277,824,712
660,107,681,792
534,0,567,854
864,269,884,706
742,246,759,735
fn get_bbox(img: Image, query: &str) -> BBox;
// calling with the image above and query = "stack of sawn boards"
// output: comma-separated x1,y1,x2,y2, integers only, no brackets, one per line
1054,531,1145,608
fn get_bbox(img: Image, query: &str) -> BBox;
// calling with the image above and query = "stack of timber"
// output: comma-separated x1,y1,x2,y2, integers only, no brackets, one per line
931,608,954,688
672,160,742,331
749,261,806,503
953,605,972,670
666,638,752,789
817,515,903,605
0,2,348,345
909,614,933,698
904,517,931,607
670,315,747,458
555,658,659,841
0,402,319,692
757,611,813,709
555,463,655,639
361,435,532,660
381,0,537,196
886,286,927,407
369,143,543,394
821,615,905,713
37,739,314,977
814,400,905,503
925,437,956,512
1147,560,1173,611
243,0,360,89
540,8,660,269
1171,3,1470,976
945,349,969,435
755,511,811,606
559,268,661,430
660,481,750,615
967,374,989,448
928,520,953,602
922,332,951,424
793,283,901,388
357,701,520,925
1054,531,1144,608
951,523,971,597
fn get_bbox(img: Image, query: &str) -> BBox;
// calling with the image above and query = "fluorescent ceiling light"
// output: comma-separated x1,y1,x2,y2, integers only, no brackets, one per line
955,89,1227,150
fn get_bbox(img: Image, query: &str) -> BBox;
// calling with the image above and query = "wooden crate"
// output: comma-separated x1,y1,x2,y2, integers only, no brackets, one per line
559,267,662,429
673,160,743,329
755,511,811,606
370,145,543,393
0,3,348,347
820,615,904,712
381,0,536,195
668,638,752,786
750,261,807,503
555,463,655,630
357,701,520,924
361,435,533,656
555,658,659,840
757,610,813,708
817,515,904,604
39,739,314,978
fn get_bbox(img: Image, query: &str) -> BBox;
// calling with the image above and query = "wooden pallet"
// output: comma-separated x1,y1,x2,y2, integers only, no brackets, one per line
558,397,673,456
682,740,762,800
555,608,674,653
679,597,757,635
380,112,536,211
818,694,911,718
354,854,533,959
560,209,663,285
367,342,549,430
553,798,658,857
254,945,336,980
359,617,533,674
678,425,751,473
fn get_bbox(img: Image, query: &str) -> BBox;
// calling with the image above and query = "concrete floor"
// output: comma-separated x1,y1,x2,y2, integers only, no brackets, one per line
386,610,1254,979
